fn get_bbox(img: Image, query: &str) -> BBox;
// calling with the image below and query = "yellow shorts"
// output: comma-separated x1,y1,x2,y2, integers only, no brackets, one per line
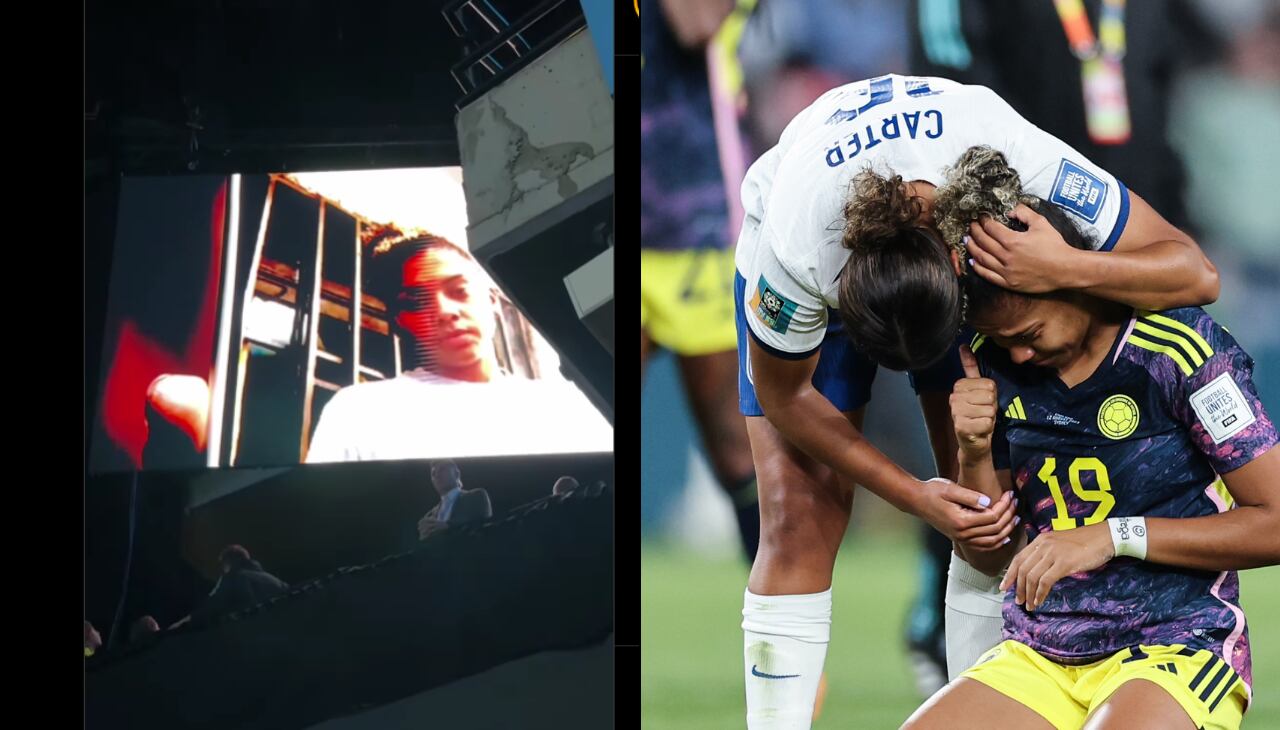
963,640,1248,730
640,248,737,356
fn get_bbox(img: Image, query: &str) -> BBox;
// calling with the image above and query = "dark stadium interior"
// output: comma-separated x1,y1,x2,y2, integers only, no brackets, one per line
85,2,614,728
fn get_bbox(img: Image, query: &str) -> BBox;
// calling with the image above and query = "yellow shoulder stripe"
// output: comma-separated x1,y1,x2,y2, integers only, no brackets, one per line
1132,320,1206,369
1128,334,1193,376
1138,311,1213,358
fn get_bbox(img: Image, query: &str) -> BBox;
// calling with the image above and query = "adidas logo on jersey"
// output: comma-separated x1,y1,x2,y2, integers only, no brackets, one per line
1004,396,1026,420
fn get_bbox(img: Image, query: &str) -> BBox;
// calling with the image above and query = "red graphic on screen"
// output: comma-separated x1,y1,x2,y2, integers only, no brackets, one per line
100,183,226,468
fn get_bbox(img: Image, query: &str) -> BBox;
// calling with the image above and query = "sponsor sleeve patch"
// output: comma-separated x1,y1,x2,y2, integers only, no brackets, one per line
1050,159,1107,223
1188,372,1257,444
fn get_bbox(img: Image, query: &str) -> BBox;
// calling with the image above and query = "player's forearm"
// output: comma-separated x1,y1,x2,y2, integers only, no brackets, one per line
954,452,1015,575
1141,507,1280,571
957,451,1004,503
760,389,920,512
957,530,1020,577
1064,241,1219,309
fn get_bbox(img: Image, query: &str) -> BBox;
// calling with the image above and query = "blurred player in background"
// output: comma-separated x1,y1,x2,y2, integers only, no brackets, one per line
736,0,909,155
1170,2,1280,413
641,0,761,564
735,73,1218,729
909,0,1218,231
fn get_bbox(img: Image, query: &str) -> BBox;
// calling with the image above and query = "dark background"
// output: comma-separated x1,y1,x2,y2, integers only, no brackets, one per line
86,1,471,472
84,0,626,644
84,453,612,645
84,0,475,645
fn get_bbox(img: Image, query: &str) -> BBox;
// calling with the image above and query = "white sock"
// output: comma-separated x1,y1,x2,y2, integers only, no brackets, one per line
743,588,831,730
943,552,1005,679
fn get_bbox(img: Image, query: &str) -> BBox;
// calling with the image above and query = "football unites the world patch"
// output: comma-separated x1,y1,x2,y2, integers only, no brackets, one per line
1189,373,1257,444
1097,394,1140,439
1050,159,1107,223
750,277,797,334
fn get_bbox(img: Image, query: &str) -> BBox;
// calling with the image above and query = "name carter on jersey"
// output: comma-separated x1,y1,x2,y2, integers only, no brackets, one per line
824,110,944,168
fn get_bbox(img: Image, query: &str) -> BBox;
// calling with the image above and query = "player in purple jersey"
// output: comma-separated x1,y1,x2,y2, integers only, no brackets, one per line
901,148,1280,730
737,76,1222,730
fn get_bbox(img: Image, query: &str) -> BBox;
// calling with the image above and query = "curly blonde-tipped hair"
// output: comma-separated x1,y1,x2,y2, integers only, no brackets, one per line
935,146,1096,323
931,145,1040,268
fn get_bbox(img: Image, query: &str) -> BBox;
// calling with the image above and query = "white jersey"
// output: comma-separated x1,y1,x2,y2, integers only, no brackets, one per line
306,369,614,463
735,74,1131,357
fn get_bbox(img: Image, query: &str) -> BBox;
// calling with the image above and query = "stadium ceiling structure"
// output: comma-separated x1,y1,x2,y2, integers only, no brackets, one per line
85,0,465,178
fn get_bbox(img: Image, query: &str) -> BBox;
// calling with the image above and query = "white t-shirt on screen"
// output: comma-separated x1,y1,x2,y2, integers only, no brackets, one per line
305,369,612,463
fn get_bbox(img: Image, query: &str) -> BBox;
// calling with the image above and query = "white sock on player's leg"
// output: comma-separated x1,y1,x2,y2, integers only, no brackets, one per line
743,587,831,730
943,551,1005,680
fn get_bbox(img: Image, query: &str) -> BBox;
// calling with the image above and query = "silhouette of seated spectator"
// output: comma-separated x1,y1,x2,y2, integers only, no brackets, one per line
170,545,290,628
417,460,494,540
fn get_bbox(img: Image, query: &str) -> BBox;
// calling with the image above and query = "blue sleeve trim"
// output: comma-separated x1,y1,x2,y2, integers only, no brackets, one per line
1098,180,1130,253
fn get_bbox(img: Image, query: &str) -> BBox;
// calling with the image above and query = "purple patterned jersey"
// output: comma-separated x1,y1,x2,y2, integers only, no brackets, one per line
976,307,1277,690
640,0,730,251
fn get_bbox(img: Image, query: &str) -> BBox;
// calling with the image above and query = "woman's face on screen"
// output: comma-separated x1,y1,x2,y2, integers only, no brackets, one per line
396,246,496,370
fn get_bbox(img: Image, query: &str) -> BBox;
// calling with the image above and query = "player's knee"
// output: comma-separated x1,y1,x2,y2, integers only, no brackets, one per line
758,486,827,548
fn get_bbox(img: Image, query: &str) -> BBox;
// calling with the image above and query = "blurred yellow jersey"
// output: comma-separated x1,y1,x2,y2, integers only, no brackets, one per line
641,248,737,356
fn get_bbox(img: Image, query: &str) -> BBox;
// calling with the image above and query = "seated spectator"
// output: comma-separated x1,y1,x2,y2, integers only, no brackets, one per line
552,476,580,497
170,545,290,628
417,460,493,540
85,621,102,658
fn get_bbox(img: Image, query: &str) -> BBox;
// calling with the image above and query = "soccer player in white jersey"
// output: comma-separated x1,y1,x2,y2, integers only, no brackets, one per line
734,74,1219,729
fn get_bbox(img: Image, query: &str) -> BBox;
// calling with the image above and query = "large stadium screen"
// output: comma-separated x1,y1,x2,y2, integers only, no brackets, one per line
90,168,612,473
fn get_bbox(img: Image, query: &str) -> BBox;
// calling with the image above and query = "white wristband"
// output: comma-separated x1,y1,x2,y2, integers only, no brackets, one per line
1108,516,1148,560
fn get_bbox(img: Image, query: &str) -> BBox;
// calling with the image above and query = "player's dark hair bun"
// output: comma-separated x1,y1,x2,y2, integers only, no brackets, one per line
840,171,923,253
837,170,961,372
